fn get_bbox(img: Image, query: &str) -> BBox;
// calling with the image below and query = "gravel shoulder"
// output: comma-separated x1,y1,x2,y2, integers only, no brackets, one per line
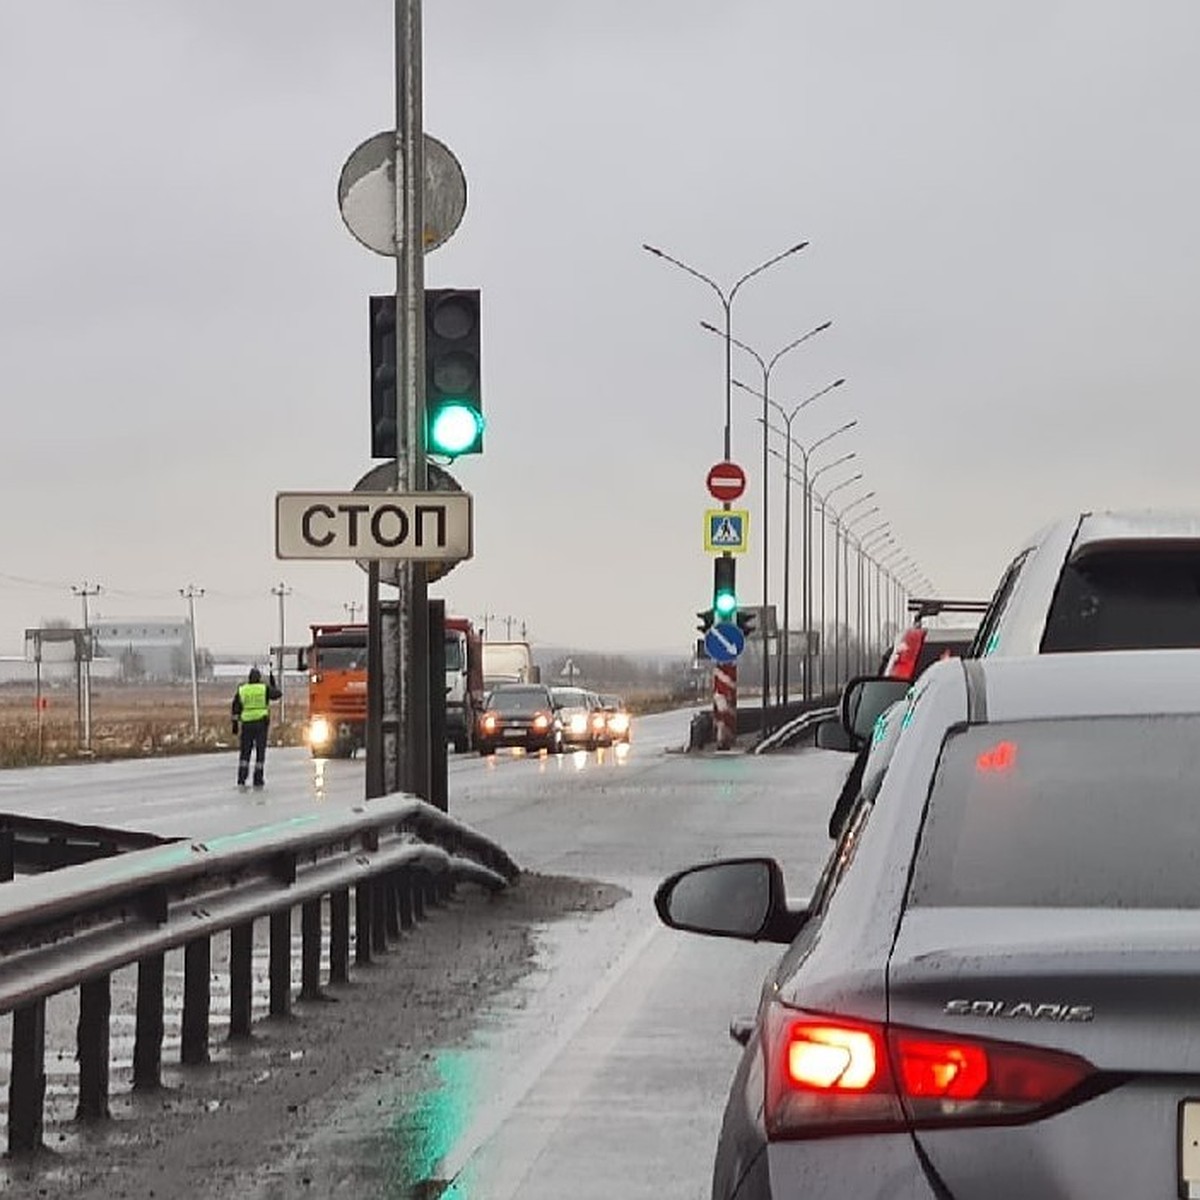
10,872,626,1200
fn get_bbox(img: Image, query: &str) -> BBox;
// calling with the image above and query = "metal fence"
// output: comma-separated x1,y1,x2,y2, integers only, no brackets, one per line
0,795,519,1155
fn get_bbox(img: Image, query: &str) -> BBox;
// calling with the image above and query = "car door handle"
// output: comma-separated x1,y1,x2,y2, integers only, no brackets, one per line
728,1018,755,1047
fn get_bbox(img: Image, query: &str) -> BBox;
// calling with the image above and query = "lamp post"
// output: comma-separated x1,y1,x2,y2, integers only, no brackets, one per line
842,506,882,677
700,318,830,723
739,378,848,702
815,470,863,695
755,410,851,706
808,455,857,697
642,241,810,460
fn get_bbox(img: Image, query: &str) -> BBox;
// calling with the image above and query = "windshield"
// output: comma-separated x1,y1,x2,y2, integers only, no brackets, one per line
552,689,589,708
314,646,367,671
443,634,464,673
910,716,1200,909
490,688,549,714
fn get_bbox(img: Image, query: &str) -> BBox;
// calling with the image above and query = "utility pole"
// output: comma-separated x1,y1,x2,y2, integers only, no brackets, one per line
344,601,362,623
503,615,515,639
478,612,496,639
180,585,204,737
272,582,292,724
71,582,101,750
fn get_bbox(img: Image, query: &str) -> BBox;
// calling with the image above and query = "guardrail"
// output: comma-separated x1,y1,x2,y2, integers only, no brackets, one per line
0,795,519,1156
752,706,838,754
687,695,841,751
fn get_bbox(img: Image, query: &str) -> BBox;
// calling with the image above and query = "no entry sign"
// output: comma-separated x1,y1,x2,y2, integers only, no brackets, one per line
706,461,746,503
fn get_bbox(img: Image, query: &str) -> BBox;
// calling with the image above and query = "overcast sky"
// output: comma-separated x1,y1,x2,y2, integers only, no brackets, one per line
3,2,1199,657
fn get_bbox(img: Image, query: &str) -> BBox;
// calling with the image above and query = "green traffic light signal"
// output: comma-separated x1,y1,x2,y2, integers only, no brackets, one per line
713,555,737,622
428,400,485,457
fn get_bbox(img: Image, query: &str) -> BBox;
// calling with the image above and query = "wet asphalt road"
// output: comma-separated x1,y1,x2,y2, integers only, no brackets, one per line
0,710,853,1198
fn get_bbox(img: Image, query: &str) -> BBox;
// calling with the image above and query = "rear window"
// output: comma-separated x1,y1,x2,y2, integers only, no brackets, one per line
914,638,971,676
1041,550,1200,652
910,716,1200,909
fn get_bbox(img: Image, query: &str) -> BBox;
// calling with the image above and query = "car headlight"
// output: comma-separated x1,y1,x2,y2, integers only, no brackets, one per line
609,713,630,734
569,714,588,734
532,713,550,731
482,713,498,733
308,717,332,745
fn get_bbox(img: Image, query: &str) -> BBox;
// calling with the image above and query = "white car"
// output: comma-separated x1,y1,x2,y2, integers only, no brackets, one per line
972,509,1200,657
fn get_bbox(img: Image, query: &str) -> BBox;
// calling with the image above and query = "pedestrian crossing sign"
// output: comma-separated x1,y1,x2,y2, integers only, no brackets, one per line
704,508,750,555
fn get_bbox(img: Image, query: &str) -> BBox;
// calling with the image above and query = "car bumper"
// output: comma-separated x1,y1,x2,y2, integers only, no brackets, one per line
733,1138,939,1200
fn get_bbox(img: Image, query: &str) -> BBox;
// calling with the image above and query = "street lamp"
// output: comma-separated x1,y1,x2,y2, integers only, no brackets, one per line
809,454,856,697
842,506,881,678
700,318,831,725
762,409,855,703
642,240,809,460
739,377,848,702
814,469,863,695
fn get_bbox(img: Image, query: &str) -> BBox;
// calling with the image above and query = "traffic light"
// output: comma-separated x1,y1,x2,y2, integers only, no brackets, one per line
369,289,484,460
713,555,737,622
696,608,715,634
736,609,757,638
426,288,483,458
369,296,397,458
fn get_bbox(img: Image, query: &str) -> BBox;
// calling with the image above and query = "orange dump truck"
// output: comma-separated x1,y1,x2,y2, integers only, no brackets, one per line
302,618,483,758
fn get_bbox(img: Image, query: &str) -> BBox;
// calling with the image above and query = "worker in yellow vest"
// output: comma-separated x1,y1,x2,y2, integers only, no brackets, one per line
231,666,282,788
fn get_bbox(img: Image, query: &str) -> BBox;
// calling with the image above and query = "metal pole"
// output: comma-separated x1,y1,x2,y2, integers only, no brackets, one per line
391,0,430,800
801,454,812,701
272,582,291,724
819,501,827,696
760,360,770,725
781,424,793,706
72,583,101,751
181,586,203,737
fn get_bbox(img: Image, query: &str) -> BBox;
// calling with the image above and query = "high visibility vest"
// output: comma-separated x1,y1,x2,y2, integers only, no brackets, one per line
238,682,269,723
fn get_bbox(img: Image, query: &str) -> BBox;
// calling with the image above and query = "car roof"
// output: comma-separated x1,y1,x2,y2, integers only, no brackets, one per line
967,649,1200,723
1071,509,1200,559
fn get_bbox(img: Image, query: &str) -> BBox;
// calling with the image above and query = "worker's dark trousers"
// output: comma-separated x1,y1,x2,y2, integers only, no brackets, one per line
237,720,270,786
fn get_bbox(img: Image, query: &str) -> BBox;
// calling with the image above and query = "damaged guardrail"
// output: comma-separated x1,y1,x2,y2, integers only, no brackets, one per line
752,707,838,754
0,795,519,1155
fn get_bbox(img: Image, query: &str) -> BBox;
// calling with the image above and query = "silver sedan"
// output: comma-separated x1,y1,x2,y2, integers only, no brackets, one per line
658,649,1200,1198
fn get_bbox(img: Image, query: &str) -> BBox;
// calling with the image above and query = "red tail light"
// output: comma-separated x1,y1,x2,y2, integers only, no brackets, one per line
885,628,926,680
763,1003,1095,1140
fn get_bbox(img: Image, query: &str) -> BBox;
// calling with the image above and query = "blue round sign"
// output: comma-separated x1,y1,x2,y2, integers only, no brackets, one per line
704,622,745,663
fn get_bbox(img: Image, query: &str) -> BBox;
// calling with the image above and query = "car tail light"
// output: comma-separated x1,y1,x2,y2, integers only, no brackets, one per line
885,628,926,680
763,1003,1095,1140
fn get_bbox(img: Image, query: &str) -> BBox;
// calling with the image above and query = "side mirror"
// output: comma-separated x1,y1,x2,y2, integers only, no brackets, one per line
841,676,911,743
815,718,856,752
654,857,807,944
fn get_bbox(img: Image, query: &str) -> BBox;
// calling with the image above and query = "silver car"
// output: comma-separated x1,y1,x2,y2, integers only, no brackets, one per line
658,649,1200,1198
971,508,1200,657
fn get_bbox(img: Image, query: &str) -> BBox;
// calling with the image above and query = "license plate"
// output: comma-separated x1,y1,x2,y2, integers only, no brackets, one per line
503,728,525,738
1180,1101,1200,1197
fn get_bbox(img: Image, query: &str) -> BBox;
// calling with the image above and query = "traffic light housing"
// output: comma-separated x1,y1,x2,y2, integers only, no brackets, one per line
696,608,715,634
426,288,483,458
369,295,398,458
369,289,484,460
736,609,757,638
713,555,737,622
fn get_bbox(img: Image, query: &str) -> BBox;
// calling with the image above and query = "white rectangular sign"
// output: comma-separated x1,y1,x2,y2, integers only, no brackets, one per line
275,491,473,561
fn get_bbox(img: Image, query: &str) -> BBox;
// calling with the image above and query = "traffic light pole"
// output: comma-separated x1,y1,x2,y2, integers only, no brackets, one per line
369,0,430,802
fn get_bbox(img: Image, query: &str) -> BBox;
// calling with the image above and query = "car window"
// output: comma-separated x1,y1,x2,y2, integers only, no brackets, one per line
490,688,549,713
909,715,1200,909
1040,550,1200,652
970,550,1030,657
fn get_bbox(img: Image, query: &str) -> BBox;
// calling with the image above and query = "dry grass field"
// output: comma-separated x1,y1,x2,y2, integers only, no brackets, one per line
0,681,308,767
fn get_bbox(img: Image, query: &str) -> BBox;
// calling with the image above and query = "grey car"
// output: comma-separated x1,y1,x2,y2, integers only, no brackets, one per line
658,649,1200,1198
